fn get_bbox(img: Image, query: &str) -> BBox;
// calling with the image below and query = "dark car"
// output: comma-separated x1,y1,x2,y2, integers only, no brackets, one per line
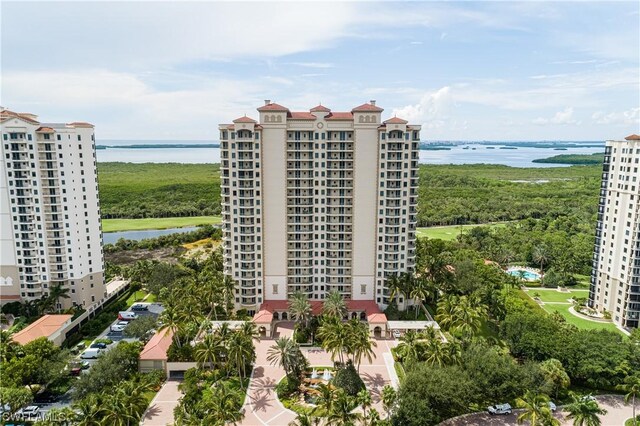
69,367,82,376
131,304,149,312
34,393,59,403
90,342,107,349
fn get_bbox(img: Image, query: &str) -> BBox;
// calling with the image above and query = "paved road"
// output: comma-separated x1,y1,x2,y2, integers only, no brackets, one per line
441,395,634,426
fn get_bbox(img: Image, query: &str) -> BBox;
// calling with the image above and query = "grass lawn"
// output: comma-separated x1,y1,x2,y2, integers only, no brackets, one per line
541,303,622,333
527,288,590,303
102,216,221,232
126,291,155,306
417,222,507,241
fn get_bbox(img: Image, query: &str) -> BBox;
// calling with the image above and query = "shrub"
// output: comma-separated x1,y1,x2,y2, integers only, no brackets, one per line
167,343,195,362
276,375,299,398
333,362,365,397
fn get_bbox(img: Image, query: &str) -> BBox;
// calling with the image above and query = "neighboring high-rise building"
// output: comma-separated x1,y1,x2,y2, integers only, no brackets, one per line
219,101,419,315
589,134,640,329
0,108,105,310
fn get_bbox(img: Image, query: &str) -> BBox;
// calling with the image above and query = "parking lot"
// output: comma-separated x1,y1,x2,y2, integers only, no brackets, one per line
35,301,163,415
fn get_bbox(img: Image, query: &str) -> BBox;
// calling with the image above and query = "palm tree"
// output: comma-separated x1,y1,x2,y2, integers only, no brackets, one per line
326,389,363,426
423,337,448,367
48,283,70,313
267,336,299,376
73,394,104,426
516,391,557,426
409,278,430,319
316,383,335,415
533,245,550,277
323,290,347,319
289,413,316,426
158,307,182,347
227,332,254,379
205,383,245,425
381,385,396,419
240,321,261,342
195,334,224,370
386,274,406,309
348,319,377,372
317,315,348,365
357,388,372,419
222,275,236,316
565,395,607,426
289,290,312,327
617,375,640,426
396,330,420,365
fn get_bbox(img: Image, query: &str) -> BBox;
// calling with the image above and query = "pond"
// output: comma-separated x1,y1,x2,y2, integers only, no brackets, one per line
103,226,199,245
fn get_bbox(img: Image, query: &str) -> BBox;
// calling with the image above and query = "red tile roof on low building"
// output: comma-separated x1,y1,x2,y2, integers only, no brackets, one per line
257,102,289,112
140,328,174,361
384,117,408,125
289,112,317,120
12,314,72,346
253,300,387,324
0,294,21,302
67,121,94,128
352,102,384,112
310,104,331,112
233,116,257,123
325,112,354,121
625,134,640,141
36,126,55,133
0,109,40,124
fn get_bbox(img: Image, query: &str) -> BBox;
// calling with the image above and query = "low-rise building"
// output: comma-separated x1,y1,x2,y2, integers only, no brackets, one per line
11,314,72,346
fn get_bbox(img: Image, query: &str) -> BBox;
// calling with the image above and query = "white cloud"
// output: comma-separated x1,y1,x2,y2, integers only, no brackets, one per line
290,62,335,69
392,87,453,128
592,108,640,125
532,107,579,125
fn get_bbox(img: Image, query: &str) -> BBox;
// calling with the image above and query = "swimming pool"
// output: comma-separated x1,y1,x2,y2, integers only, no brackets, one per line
507,268,541,281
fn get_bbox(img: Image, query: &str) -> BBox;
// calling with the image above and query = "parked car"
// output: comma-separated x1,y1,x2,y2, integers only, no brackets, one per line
90,342,108,349
548,401,557,412
131,304,149,312
118,311,138,321
69,367,82,376
16,405,40,419
392,329,401,338
80,348,103,359
487,403,512,415
81,361,91,370
71,342,86,354
580,395,596,402
110,324,126,332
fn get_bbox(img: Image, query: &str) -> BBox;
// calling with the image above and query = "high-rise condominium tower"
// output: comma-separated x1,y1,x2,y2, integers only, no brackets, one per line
219,101,419,315
589,134,640,329
0,108,105,310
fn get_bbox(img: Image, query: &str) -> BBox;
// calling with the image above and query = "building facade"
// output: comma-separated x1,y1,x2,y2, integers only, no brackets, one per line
589,134,640,329
219,101,419,314
0,108,105,310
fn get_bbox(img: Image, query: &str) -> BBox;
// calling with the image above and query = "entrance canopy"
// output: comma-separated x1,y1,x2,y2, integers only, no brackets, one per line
253,300,387,324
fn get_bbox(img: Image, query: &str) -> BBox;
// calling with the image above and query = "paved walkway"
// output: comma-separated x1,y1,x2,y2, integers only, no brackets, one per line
242,323,398,426
141,379,182,426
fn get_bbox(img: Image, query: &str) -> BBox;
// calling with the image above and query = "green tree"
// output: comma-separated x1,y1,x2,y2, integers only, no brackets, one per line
123,315,157,340
540,358,570,399
617,375,640,426
516,391,558,426
326,388,362,426
533,245,551,277
194,334,224,370
289,291,312,328
227,331,254,380
409,279,430,319
357,388,373,419
381,385,396,419
565,395,607,426
323,290,347,319
0,386,33,416
47,283,71,313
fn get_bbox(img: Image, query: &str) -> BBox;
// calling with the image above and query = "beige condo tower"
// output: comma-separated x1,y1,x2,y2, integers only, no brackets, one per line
219,101,420,315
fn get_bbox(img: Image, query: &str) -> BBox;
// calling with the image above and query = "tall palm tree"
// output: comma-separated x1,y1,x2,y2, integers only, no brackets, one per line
326,389,363,426
323,290,347,319
72,394,104,426
357,388,372,419
158,307,182,347
617,375,640,426
396,330,420,365
317,316,348,365
289,290,312,327
48,283,70,313
240,320,261,342
381,385,397,419
316,383,335,415
195,334,224,370
348,319,377,372
532,245,550,277
423,337,448,367
516,391,558,426
409,278,430,319
227,332,254,379
565,396,607,426
267,336,299,376
205,383,245,425
289,413,316,426
386,274,406,309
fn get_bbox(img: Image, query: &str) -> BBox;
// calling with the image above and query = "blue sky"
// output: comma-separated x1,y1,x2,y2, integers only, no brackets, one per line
2,1,638,140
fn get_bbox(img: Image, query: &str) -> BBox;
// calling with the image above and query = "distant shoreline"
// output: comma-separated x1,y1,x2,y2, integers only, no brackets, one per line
532,152,605,165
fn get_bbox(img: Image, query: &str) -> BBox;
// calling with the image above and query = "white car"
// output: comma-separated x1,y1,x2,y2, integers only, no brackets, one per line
17,405,40,419
392,329,401,338
548,401,557,412
487,403,512,415
110,324,126,332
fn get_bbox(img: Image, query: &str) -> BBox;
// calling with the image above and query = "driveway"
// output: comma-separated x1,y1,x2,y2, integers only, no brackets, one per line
141,379,183,426
242,322,398,426
440,395,634,426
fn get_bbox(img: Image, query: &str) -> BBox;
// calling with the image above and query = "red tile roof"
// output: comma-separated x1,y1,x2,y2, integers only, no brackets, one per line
67,121,94,128
12,314,72,345
233,116,257,123
36,126,55,133
310,105,331,112
0,109,40,124
325,112,354,121
384,117,408,125
625,134,640,141
253,300,386,324
289,112,317,120
352,103,384,112
257,102,289,112
140,328,174,361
